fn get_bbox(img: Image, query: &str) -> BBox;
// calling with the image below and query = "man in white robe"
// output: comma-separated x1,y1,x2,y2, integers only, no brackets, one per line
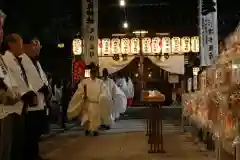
126,76,134,106
0,12,25,160
69,67,113,136
102,68,127,122
3,33,38,160
116,73,130,98
21,37,50,160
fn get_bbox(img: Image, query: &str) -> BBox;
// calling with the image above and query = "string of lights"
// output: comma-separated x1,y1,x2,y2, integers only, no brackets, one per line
119,0,129,29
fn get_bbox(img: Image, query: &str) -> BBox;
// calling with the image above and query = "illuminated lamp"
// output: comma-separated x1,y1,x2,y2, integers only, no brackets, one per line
72,38,82,55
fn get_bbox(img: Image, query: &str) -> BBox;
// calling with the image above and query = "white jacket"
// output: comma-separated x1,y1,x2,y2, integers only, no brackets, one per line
0,54,23,118
21,53,48,111
3,51,34,112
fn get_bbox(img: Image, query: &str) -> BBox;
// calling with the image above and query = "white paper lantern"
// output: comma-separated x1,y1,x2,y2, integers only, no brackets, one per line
162,37,171,54
171,37,181,53
130,38,140,54
181,37,191,53
72,38,82,55
191,36,199,52
102,38,111,55
121,38,130,54
111,38,121,54
142,37,151,54
151,37,161,54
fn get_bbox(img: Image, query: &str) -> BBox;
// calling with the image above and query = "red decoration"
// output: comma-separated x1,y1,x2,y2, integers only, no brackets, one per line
72,60,86,84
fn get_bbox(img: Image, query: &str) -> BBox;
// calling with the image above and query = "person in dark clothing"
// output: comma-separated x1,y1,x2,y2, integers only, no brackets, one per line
61,79,72,127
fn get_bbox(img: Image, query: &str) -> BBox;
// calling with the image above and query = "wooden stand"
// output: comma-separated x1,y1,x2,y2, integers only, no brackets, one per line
143,93,165,153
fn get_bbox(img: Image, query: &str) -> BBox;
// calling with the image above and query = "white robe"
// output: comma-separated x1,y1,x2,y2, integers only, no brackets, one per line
126,77,134,98
3,51,33,115
102,78,127,120
68,78,113,130
116,78,130,98
21,53,46,111
114,85,127,117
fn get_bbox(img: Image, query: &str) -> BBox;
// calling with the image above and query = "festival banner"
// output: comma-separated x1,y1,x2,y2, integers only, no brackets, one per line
82,0,98,65
199,0,218,66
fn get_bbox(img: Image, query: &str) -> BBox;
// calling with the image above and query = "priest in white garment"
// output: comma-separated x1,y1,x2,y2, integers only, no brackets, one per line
126,76,134,106
20,36,50,160
68,67,113,136
3,33,38,160
116,72,130,99
102,68,127,122
101,68,115,129
0,11,26,160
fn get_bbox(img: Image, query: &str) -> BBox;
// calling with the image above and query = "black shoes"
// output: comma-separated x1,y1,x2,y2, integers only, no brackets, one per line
85,130,99,136
99,124,111,130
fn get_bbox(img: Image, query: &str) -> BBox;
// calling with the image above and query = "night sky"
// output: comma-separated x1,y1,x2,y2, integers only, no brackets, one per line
1,0,239,42
0,0,239,78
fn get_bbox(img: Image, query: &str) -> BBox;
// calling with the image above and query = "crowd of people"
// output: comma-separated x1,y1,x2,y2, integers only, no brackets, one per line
0,10,51,160
0,9,135,160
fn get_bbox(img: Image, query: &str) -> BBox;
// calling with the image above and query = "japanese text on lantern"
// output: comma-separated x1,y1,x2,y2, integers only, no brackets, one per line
181,37,191,53
171,37,181,53
121,38,130,54
142,37,151,54
191,36,199,52
151,37,161,54
130,38,140,54
102,38,110,55
72,39,82,55
162,37,171,54
86,0,95,58
111,38,121,54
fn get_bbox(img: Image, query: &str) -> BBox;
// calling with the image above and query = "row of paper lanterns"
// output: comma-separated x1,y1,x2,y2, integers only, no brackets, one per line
72,36,199,56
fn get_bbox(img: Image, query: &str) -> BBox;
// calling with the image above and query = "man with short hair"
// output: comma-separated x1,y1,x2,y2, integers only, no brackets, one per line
21,36,50,160
3,33,38,160
0,9,24,160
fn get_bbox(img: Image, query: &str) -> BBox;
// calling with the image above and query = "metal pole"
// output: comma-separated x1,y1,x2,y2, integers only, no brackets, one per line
139,32,144,100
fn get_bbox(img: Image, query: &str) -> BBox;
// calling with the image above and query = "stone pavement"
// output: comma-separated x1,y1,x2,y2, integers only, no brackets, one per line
40,120,216,160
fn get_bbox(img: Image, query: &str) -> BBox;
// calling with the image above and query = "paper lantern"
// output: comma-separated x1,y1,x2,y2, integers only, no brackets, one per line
162,37,171,54
111,38,121,54
130,38,140,54
72,38,82,55
121,38,130,54
102,38,111,55
181,37,191,53
142,37,151,54
171,37,181,53
191,36,199,52
151,37,161,54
